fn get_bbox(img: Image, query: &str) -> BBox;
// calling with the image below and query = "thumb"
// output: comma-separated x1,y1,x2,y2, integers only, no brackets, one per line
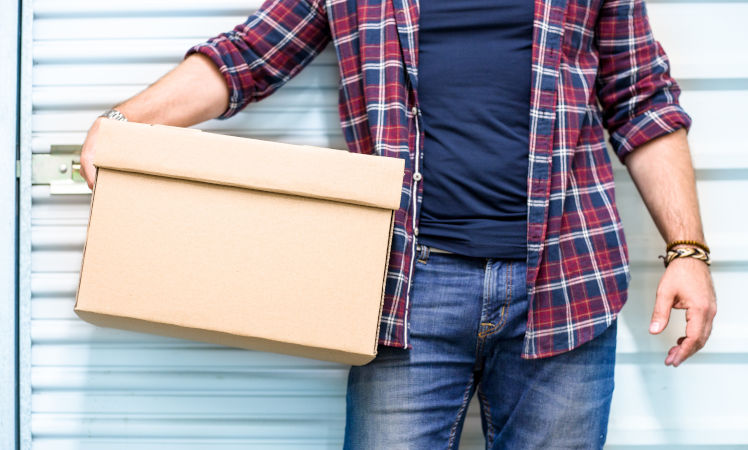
650,284,673,334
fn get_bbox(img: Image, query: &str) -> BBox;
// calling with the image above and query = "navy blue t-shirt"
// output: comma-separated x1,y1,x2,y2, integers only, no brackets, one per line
416,0,534,259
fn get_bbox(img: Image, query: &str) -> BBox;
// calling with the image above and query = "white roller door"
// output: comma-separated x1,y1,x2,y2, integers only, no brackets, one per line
604,2,748,447
17,0,748,448
20,1,351,449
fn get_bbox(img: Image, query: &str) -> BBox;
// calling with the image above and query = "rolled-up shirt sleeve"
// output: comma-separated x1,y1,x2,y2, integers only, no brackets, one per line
185,0,331,119
595,0,692,164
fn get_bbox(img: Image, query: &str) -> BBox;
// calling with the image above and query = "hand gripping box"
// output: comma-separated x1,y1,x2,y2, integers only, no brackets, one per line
74,120,404,365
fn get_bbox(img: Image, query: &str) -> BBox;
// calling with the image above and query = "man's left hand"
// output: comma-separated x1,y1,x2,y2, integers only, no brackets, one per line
648,256,717,367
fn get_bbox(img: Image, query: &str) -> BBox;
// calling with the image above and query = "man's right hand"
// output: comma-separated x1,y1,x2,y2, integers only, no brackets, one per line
80,117,105,190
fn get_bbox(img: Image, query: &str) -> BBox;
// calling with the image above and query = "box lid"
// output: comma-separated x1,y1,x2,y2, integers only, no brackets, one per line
94,120,405,210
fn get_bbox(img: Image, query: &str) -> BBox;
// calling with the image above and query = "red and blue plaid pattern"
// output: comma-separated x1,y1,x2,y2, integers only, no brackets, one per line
188,0,691,358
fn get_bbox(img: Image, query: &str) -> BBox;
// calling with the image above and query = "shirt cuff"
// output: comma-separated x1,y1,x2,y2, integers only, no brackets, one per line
185,43,243,120
609,104,693,165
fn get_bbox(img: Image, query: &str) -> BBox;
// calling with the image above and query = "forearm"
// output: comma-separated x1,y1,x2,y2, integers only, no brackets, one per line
115,53,229,127
79,54,230,188
624,128,705,245
626,128,716,367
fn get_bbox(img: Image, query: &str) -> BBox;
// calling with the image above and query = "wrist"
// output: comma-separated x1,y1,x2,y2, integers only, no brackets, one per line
659,246,711,268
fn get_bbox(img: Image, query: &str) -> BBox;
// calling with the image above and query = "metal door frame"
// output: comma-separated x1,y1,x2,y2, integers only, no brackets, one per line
0,0,21,448
16,0,33,448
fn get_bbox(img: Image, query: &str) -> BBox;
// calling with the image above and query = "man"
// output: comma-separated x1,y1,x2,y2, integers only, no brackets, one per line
80,0,717,447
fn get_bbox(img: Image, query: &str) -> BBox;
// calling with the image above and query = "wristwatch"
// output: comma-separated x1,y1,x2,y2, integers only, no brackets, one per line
99,108,128,122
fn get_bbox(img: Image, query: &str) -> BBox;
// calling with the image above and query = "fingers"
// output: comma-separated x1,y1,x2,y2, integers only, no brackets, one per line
649,283,674,334
82,159,96,190
666,307,708,367
655,261,717,367
80,118,102,189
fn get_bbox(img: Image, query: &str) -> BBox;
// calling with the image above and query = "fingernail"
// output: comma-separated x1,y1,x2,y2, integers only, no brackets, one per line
650,322,660,333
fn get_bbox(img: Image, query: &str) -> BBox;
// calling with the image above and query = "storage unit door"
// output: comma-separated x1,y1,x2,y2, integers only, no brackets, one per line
23,1,351,448
604,3,748,447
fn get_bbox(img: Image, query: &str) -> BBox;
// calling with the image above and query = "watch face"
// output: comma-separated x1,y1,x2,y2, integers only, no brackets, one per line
102,109,127,122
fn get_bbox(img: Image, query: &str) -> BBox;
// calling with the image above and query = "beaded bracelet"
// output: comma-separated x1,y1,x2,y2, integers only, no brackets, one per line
659,246,711,268
666,239,710,254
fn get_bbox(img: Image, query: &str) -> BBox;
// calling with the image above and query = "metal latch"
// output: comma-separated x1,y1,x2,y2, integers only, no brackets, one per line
32,145,91,194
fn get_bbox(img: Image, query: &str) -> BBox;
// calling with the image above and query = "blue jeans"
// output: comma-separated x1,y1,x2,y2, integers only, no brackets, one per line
344,244,617,449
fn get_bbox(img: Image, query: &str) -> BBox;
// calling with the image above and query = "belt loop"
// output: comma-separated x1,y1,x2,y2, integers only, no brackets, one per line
416,244,430,264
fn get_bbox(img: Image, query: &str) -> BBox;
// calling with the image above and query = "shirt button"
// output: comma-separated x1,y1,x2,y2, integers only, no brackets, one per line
414,227,419,236
413,172,422,181
411,106,419,116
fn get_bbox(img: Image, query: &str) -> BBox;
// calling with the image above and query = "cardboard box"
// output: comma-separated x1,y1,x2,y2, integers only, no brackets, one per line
74,120,404,365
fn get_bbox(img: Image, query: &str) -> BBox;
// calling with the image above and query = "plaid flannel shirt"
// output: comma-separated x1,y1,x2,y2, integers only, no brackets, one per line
187,0,692,359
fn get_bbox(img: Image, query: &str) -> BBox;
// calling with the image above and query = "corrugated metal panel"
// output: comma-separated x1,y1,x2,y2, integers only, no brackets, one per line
604,2,748,447
19,0,748,449
24,1,350,448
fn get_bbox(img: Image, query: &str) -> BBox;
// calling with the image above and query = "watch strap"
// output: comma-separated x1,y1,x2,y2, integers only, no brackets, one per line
100,108,128,122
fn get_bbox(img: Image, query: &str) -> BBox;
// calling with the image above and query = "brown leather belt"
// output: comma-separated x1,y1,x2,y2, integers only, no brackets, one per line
416,244,456,255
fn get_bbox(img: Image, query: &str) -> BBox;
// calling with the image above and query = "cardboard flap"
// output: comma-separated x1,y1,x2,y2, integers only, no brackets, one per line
94,120,405,210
